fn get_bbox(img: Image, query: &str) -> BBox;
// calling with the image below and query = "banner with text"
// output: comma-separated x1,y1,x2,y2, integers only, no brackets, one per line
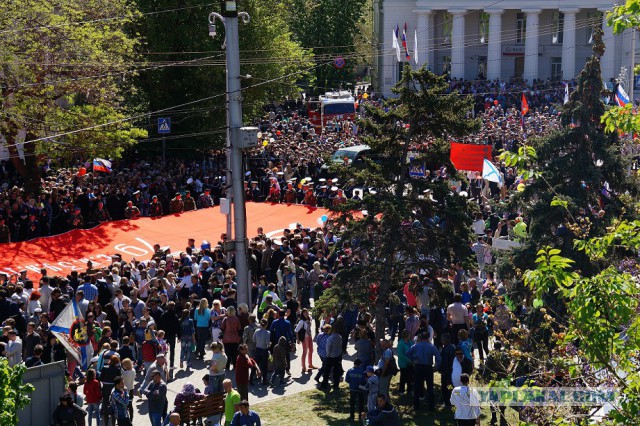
450,143,492,172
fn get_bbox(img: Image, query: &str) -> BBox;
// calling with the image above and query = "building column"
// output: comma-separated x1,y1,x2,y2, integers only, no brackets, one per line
561,9,578,80
487,10,503,81
451,11,466,79
415,10,433,69
523,9,541,83
600,8,616,82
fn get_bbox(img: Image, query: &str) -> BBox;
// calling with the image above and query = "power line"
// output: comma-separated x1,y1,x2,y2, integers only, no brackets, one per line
0,2,218,34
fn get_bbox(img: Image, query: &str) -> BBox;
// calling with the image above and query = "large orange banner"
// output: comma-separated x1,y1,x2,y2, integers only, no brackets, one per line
0,203,327,278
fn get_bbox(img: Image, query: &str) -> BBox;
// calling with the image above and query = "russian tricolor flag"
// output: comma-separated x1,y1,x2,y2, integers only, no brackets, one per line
615,84,630,107
93,158,112,173
401,23,411,61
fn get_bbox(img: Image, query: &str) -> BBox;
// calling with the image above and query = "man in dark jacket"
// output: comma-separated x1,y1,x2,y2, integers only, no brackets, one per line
142,370,167,426
439,333,456,407
363,394,401,426
158,302,180,368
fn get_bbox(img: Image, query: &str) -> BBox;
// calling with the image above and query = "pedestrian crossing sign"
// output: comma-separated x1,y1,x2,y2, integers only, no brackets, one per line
158,117,171,134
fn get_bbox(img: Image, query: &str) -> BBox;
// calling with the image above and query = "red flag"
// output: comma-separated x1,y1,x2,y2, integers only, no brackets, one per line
521,93,529,116
449,142,492,172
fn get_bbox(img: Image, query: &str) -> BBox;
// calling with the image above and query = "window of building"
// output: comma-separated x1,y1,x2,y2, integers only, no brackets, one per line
551,57,562,80
516,13,526,44
552,12,564,44
442,12,453,45
478,56,487,78
443,55,451,74
587,11,602,44
479,12,489,44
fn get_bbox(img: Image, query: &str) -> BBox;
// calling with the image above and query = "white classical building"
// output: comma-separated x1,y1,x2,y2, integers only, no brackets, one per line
373,1,637,97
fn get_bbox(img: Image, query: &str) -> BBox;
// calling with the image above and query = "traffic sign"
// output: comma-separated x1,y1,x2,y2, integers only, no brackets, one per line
334,57,346,69
158,117,171,134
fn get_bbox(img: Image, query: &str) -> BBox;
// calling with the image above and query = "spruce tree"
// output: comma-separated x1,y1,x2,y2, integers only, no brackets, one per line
507,28,638,277
315,65,480,347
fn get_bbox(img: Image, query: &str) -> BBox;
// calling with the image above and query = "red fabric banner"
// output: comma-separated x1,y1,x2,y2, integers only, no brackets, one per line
449,142,492,172
0,203,328,280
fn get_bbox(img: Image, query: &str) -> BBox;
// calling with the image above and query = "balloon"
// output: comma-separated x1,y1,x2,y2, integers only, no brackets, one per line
517,183,525,192
300,179,306,184
276,131,281,136
363,93,369,99
317,217,325,226
77,167,87,177
257,132,262,139
321,215,328,223
494,100,499,105
262,140,269,147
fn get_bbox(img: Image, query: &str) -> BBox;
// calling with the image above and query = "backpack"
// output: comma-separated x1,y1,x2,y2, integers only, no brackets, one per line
296,321,306,341
97,281,112,307
386,354,399,376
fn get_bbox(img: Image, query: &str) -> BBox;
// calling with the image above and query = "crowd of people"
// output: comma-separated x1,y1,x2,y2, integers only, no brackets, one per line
0,214,524,426
0,77,592,245
1,76,627,426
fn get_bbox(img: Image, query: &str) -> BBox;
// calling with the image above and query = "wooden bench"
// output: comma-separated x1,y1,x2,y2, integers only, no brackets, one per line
179,392,225,425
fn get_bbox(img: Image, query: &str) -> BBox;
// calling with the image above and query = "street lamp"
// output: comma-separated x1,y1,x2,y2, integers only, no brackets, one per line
208,3,255,308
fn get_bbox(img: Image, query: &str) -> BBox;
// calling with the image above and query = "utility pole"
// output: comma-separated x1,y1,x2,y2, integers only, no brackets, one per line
210,1,252,307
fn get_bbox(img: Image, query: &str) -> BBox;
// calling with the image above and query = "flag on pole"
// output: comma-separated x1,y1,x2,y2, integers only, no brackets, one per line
615,84,630,106
93,158,112,173
482,158,503,186
50,301,94,370
563,81,570,104
414,29,419,65
521,93,529,130
401,23,411,61
392,25,401,62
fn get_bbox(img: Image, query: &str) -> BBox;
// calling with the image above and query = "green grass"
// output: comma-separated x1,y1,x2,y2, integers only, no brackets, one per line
253,373,519,425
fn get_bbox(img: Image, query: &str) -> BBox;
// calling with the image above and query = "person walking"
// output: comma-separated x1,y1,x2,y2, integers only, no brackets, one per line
221,306,242,370
320,325,343,391
193,299,211,359
230,400,261,426
397,329,414,395
406,331,441,412
110,376,132,426
252,319,271,385
209,342,228,393
359,366,380,412
294,308,316,372
345,359,366,424
269,310,294,375
377,339,395,399
450,373,481,426
235,343,260,401
142,370,167,426
223,379,241,426
178,309,195,370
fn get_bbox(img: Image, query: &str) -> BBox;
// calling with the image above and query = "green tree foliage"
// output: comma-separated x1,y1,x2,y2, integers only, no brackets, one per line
0,0,147,189
315,65,480,345
600,1,640,136
524,223,640,424
0,359,34,425
133,0,312,151
288,0,367,92
501,29,637,277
